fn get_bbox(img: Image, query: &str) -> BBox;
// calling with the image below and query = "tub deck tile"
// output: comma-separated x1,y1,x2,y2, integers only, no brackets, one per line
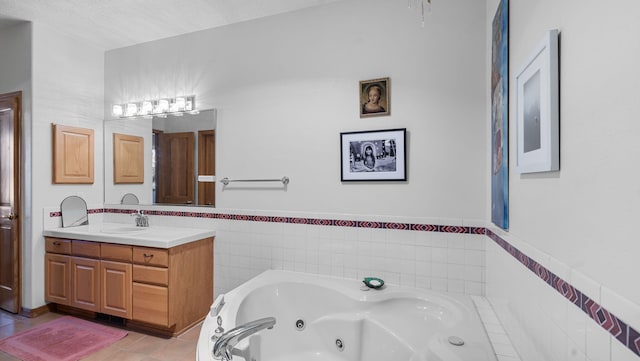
471,295,522,361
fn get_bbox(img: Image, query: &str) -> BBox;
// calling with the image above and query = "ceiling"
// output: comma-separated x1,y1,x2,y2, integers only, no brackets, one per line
0,0,343,50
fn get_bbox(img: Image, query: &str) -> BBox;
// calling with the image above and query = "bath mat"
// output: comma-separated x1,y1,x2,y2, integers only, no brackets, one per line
0,315,127,361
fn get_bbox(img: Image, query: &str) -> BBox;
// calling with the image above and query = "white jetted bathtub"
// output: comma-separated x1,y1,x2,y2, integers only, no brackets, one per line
197,270,497,361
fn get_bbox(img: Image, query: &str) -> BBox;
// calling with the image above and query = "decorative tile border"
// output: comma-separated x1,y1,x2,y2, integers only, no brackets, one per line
46,207,640,357
49,208,485,234
486,229,640,357
49,208,103,217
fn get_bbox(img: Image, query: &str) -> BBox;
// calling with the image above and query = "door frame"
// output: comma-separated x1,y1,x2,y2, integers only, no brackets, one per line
0,91,22,314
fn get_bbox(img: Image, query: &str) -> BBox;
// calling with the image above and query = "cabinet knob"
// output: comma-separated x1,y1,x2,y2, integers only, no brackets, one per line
143,253,154,258
53,241,61,246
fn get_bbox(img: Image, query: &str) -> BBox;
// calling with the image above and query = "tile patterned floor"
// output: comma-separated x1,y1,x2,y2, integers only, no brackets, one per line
0,311,201,361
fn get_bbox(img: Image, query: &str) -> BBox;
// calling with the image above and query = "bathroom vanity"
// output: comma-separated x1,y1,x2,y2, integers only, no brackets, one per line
43,224,214,336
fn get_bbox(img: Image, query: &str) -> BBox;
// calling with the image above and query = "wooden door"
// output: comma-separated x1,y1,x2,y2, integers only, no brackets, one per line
71,257,100,312
0,92,21,313
156,132,194,204
101,260,132,319
197,130,215,206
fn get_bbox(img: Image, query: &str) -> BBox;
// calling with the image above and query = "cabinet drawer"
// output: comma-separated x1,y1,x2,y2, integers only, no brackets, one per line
133,282,169,327
72,240,100,258
45,238,71,255
133,247,168,267
133,265,169,286
101,243,132,262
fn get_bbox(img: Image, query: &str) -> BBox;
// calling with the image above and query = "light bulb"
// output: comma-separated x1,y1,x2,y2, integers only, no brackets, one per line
125,103,138,117
112,104,123,117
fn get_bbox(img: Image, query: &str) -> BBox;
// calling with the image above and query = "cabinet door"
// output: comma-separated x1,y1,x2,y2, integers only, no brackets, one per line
100,260,132,319
71,257,100,312
45,253,70,305
133,282,169,327
52,124,94,184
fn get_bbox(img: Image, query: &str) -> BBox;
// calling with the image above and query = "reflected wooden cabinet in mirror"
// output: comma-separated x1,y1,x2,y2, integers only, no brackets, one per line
113,133,144,184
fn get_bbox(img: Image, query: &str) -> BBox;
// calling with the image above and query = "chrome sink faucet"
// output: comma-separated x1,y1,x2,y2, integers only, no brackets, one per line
212,317,276,361
132,210,149,227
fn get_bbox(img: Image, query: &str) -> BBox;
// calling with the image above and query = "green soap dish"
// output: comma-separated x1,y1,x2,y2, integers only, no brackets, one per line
363,277,385,289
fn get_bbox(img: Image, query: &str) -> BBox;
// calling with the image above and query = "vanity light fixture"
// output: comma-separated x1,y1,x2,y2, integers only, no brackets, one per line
111,95,196,119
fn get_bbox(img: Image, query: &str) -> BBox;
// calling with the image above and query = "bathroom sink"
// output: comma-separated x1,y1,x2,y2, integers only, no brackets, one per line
100,226,148,234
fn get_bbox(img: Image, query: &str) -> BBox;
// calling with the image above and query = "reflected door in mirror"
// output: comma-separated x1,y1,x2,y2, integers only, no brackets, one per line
156,132,194,204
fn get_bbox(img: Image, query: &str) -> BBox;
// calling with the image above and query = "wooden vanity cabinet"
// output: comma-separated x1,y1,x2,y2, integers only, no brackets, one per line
45,238,125,315
45,236,213,336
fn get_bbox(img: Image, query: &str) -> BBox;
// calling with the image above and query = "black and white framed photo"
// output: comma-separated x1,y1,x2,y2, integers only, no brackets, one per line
340,128,406,181
515,29,560,174
359,77,390,118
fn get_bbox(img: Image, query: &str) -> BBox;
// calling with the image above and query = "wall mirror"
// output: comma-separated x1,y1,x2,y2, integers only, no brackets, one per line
104,109,216,206
121,193,139,205
60,195,89,227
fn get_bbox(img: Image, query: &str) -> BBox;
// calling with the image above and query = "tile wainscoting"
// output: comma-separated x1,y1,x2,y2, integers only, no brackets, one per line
486,228,640,361
45,207,640,360
46,206,487,298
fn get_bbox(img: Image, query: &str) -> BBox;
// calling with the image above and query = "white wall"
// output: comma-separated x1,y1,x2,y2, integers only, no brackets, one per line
105,0,488,221
508,0,640,309
485,1,640,360
28,22,104,308
100,0,490,320
0,22,31,94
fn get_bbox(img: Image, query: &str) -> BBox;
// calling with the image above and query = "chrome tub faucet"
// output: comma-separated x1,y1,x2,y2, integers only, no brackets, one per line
212,317,276,360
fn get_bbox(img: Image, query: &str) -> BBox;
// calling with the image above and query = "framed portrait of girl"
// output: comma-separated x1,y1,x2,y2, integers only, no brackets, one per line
359,77,390,118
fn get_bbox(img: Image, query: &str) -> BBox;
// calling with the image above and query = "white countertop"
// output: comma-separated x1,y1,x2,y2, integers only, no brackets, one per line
42,223,215,249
